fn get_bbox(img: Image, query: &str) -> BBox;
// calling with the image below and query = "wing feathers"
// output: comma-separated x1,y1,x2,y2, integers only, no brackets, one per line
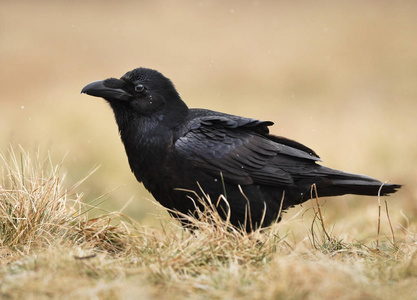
175,113,319,187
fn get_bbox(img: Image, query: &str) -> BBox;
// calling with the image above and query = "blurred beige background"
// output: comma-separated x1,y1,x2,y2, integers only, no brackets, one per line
1,1,415,226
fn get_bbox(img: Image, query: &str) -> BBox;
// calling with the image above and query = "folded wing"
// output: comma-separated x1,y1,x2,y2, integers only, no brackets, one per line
175,113,321,187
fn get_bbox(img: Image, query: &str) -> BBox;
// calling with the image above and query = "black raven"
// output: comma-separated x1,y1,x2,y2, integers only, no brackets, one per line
82,67,401,231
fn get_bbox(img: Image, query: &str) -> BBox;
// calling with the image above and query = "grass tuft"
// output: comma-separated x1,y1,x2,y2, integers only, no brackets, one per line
0,146,134,256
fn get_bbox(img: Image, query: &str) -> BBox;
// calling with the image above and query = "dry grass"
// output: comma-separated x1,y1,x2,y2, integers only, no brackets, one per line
0,148,416,299
0,146,130,256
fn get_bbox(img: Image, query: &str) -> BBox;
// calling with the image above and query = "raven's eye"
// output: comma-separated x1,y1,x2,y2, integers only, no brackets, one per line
135,84,145,93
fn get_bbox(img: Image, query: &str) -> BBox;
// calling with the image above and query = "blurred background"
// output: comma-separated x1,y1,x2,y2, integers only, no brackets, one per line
1,1,416,230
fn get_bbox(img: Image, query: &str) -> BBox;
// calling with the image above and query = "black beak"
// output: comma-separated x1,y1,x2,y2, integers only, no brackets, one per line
81,80,132,101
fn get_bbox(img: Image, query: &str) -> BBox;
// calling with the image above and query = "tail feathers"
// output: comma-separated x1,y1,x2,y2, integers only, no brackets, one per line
312,168,401,198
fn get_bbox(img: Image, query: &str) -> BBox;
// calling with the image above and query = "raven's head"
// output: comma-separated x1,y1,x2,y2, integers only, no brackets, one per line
82,68,188,123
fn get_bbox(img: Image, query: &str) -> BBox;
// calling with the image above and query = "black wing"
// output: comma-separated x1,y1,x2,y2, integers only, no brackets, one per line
175,112,321,187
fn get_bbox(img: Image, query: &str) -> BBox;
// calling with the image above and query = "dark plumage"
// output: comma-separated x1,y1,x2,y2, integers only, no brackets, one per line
82,67,401,232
